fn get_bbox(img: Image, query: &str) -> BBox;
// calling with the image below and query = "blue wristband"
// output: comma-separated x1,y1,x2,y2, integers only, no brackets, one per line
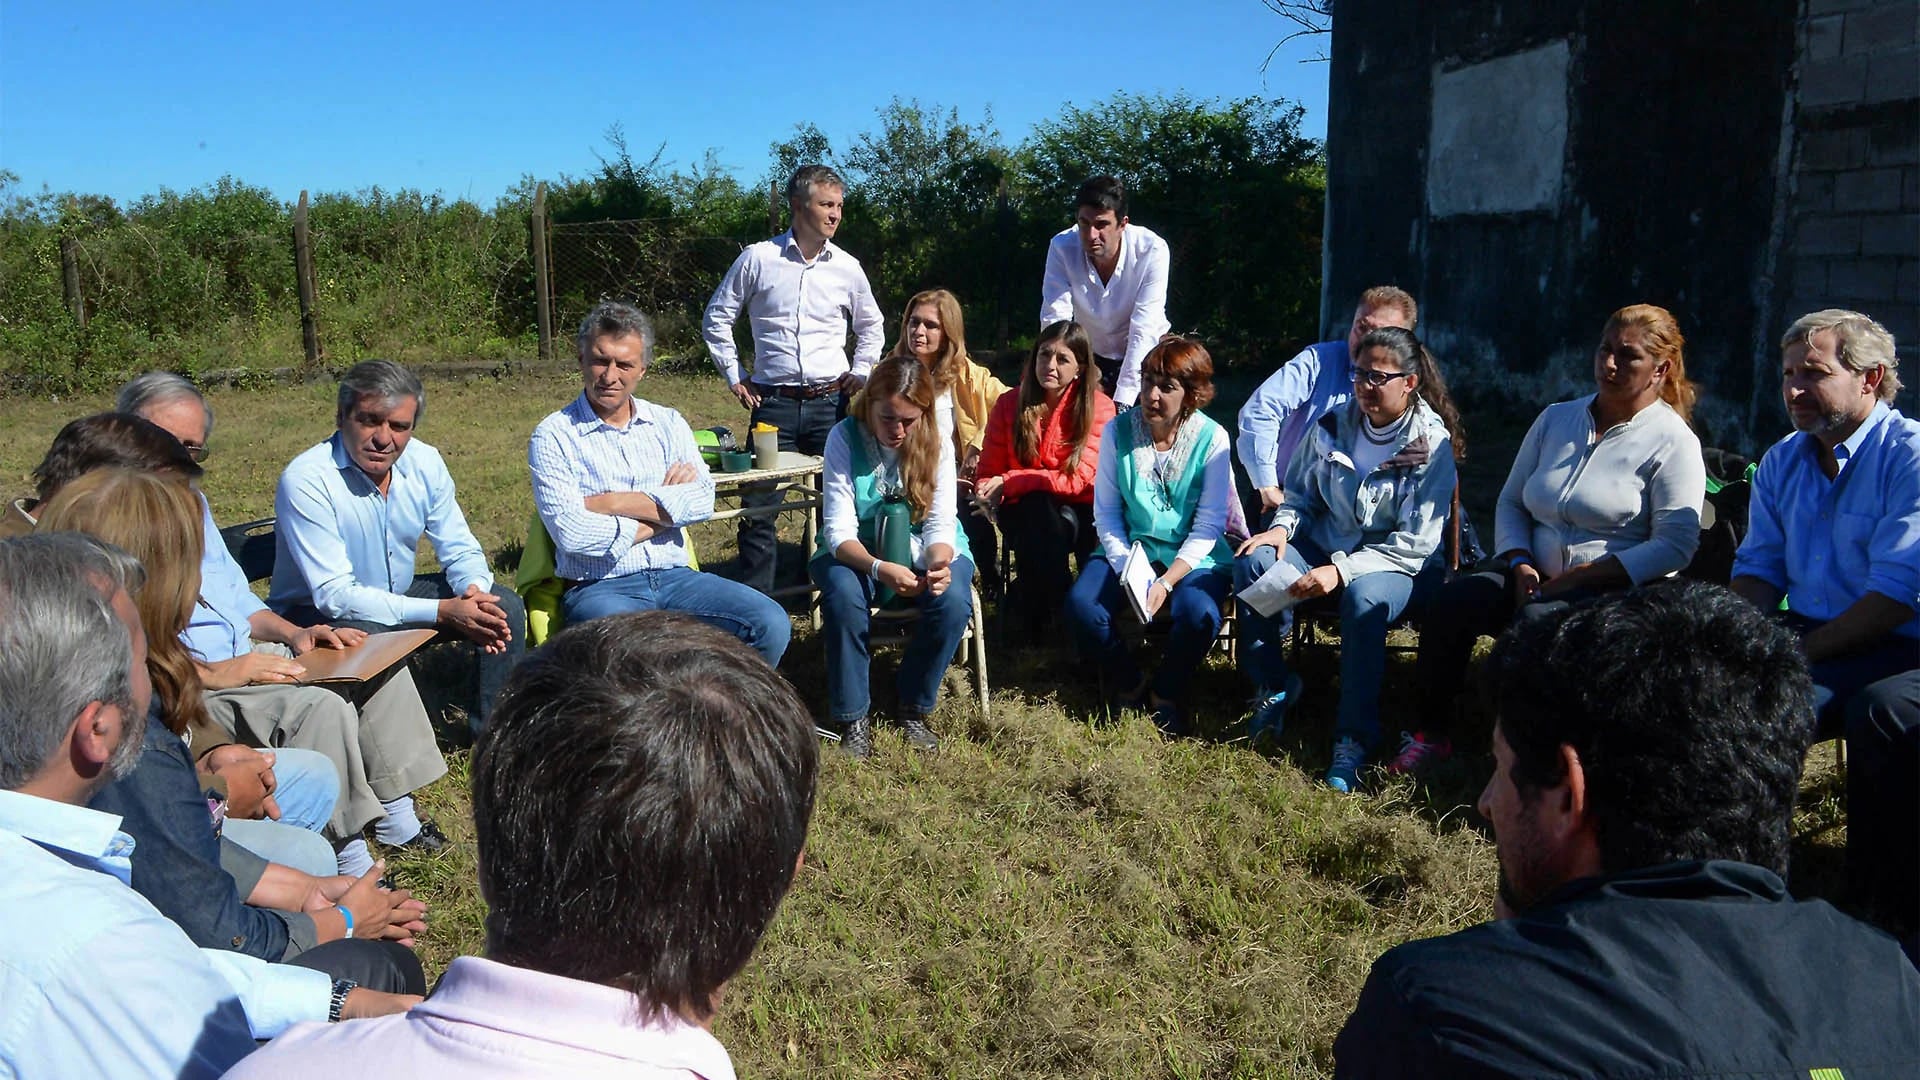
337,904,355,939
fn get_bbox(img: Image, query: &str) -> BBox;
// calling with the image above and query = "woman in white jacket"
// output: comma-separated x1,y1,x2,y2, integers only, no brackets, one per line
1233,326,1465,792
1394,304,1704,776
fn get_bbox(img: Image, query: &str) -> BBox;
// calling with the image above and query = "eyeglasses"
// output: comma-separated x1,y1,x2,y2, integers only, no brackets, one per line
1350,366,1415,389
180,442,210,462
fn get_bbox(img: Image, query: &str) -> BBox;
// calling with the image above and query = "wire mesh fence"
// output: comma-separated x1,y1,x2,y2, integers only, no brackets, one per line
545,219,751,369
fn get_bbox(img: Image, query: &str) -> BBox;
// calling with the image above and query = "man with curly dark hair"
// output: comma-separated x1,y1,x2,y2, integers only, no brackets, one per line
1335,580,1920,1078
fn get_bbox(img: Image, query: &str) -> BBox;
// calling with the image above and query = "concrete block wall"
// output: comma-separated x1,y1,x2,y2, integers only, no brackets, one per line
1785,0,1920,382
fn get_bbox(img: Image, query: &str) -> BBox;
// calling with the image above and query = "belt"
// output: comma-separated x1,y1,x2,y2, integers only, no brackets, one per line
754,379,843,401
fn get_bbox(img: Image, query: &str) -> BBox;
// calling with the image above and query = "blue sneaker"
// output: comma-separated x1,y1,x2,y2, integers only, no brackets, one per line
1250,672,1306,741
1326,737,1367,794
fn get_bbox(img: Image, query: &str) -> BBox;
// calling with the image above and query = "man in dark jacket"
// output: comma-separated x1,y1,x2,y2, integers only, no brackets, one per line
1334,580,1920,1079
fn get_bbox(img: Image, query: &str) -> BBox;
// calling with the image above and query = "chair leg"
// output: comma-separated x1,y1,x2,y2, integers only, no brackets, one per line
970,585,991,719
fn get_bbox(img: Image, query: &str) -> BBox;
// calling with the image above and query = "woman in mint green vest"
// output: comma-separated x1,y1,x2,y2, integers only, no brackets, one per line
1065,337,1235,736
809,355,975,760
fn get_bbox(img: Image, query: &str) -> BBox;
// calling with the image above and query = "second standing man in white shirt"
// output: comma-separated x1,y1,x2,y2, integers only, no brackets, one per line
1039,175,1172,409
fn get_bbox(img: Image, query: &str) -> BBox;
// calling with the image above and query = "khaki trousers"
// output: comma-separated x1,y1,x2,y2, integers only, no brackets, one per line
202,644,446,840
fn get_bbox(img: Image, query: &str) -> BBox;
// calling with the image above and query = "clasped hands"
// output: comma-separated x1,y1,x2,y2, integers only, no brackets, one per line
197,744,281,820
440,584,514,654
876,557,952,599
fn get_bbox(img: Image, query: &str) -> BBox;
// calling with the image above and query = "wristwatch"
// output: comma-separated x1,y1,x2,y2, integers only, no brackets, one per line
328,978,359,1022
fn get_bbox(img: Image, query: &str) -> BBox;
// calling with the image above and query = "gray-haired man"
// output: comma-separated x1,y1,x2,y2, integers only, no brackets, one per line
529,302,791,663
269,360,525,748
118,372,447,872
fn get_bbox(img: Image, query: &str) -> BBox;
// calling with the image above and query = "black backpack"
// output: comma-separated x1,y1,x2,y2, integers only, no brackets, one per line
1682,448,1754,585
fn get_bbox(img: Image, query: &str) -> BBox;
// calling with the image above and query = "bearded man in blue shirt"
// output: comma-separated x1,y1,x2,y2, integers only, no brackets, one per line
1731,309,1919,725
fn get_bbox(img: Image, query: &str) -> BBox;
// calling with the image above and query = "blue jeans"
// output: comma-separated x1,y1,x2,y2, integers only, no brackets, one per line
1783,613,1920,736
738,392,844,593
563,565,791,666
224,747,340,877
811,554,975,724
1234,536,1443,747
1066,557,1231,705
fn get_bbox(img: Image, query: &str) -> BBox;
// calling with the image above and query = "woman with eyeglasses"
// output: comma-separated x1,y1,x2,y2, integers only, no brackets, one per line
1065,336,1233,736
811,354,975,761
1233,326,1464,793
974,320,1116,641
1392,304,1703,777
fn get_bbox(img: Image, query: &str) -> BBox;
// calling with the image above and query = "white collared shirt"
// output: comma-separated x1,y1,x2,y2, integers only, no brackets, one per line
1039,223,1172,407
702,230,885,387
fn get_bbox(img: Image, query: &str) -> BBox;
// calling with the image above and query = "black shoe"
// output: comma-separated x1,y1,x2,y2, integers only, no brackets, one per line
843,716,874,760
1150,701,1188,739
901,712,939,752
387,819,450,855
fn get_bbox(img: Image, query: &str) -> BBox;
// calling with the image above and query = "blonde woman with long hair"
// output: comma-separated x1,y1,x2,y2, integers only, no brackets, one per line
40,468,428,994
886,288,1009,594
812,355,975,760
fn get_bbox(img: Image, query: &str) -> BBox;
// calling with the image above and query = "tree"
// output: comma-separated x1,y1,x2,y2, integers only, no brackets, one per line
1017,93,1326,362
1261,0,1333,66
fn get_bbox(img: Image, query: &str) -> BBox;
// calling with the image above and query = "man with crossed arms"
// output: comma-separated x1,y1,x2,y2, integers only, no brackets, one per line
530,301,790,663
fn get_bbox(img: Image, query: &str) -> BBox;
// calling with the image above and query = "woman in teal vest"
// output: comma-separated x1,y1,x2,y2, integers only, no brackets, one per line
1065,336,1235,736
810,355,974,760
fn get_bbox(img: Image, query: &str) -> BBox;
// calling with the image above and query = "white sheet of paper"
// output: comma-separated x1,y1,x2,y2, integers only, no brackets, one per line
1122,541,1158,624
1236,544,1316,617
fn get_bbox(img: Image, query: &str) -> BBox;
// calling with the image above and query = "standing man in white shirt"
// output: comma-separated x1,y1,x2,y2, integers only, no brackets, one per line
703,164,886,594
1039,175,1172,408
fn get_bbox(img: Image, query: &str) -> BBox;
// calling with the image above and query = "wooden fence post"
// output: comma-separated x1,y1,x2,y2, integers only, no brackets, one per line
59,233,86,331
533,182,553,363
293,191,321,366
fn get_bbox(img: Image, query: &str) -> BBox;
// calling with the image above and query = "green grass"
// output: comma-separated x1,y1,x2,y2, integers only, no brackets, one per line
0,369,1850,1079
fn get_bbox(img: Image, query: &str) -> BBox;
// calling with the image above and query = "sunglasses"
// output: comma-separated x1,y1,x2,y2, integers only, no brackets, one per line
1350,366,1414,389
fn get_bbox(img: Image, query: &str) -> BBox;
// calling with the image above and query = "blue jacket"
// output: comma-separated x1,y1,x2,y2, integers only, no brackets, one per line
89,706,318,961
1334,860,1920,1078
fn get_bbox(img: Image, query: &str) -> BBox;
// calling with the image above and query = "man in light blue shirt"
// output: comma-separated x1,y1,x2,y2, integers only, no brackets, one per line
0,533,413,1078
1732,308,1920,729
119,372,444,872
1236,286,1420,516
270,360,525,738
531,302,791,664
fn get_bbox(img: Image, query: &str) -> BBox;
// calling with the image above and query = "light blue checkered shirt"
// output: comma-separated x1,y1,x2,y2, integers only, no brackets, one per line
529,393,717,582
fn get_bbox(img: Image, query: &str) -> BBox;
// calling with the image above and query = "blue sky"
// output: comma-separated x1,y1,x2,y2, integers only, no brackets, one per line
0,1,1329,207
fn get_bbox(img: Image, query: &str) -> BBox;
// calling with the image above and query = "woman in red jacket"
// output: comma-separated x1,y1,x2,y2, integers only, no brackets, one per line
975,320,1116,639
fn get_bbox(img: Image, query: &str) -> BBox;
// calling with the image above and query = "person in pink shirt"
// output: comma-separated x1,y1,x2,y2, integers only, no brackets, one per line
223,611,820,1079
